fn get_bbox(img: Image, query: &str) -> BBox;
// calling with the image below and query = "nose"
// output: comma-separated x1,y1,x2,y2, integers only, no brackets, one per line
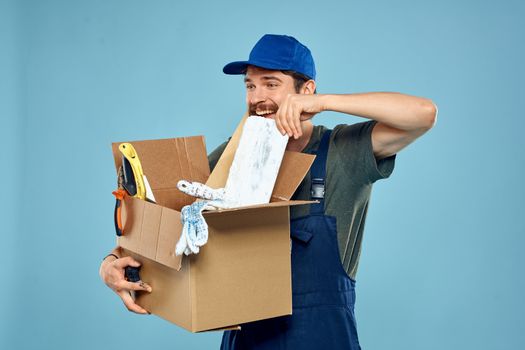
247,87,266,106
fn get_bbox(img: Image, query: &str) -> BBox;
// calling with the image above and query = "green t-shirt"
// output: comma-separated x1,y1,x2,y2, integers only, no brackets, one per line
207,120,396,280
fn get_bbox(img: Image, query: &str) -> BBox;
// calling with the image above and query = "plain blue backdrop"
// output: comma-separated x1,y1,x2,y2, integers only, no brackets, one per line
1,0,524,349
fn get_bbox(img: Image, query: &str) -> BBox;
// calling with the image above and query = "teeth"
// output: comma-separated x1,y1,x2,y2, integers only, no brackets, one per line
256,110,275,116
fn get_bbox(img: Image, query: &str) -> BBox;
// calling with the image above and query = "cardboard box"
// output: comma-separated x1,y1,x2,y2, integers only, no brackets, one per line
111,117,315,332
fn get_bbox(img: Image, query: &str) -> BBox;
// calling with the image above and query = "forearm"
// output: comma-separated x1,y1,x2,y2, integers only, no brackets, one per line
319,92,437,131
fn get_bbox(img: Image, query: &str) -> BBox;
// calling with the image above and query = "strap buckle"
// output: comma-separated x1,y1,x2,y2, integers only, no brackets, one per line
311,178,325,199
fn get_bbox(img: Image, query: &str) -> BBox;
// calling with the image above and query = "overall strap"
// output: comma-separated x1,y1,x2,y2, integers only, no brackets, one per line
309,129,332,215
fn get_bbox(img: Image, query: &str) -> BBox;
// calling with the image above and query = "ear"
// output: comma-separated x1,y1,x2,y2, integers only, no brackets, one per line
301,80,316,95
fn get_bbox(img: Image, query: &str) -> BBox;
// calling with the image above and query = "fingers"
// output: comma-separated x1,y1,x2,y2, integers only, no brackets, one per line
281,106,295,138
113,256,141,269
102,256,151,292
276,95,303,139
276,96,294,138
117,280,153,293
275,99,288,136
118,290,150,314
274,109,285,136
102,255,152,315
288,104,302,139
293,110,302,139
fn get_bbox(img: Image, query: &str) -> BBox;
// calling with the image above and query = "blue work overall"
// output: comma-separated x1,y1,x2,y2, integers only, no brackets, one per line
221,130,361,350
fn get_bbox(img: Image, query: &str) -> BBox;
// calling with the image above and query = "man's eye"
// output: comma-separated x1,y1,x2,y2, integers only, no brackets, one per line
246,85,255,90
267,83,278,88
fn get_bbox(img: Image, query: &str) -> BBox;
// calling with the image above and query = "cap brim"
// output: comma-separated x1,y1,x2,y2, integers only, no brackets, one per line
223,61,249,75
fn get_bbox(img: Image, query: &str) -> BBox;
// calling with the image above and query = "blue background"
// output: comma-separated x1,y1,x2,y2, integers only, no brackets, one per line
2,0,524,349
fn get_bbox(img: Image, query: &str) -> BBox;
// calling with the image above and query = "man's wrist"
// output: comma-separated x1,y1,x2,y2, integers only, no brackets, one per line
103,253,119,262
318,94,332,113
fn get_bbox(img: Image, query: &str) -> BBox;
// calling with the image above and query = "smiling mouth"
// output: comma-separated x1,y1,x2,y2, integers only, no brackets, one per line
255,109,276,117
251,100,278,118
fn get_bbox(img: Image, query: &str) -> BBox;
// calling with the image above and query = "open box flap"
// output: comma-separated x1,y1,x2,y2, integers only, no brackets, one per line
111,136,210,211
206,114,316,201
202,200,316,216
272,152,315,201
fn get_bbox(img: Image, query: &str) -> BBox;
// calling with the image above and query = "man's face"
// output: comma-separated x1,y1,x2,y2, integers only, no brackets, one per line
244,66,297,120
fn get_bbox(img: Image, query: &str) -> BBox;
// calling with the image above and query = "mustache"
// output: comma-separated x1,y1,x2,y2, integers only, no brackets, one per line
249,100,279,115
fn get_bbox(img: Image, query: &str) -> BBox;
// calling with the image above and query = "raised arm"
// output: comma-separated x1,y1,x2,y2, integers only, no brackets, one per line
275,91,437,158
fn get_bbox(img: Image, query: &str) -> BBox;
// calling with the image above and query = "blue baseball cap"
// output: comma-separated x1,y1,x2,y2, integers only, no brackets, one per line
223,34,316,80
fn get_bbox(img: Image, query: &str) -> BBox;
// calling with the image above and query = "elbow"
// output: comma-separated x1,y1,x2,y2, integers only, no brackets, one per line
419,99,438,130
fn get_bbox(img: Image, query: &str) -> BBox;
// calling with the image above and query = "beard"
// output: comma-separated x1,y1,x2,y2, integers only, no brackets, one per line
248,99,279,117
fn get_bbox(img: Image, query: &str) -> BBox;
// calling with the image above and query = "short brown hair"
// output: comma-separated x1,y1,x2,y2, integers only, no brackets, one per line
281,70,316,93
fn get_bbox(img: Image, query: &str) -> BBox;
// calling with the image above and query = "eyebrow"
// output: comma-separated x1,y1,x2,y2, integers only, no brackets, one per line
244,75,284,83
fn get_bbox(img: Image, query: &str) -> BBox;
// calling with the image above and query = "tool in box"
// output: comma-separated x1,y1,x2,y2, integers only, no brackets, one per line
112,142,156,236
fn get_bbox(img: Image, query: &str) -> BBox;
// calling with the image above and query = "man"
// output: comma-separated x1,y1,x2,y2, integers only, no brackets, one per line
100,34,437,349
